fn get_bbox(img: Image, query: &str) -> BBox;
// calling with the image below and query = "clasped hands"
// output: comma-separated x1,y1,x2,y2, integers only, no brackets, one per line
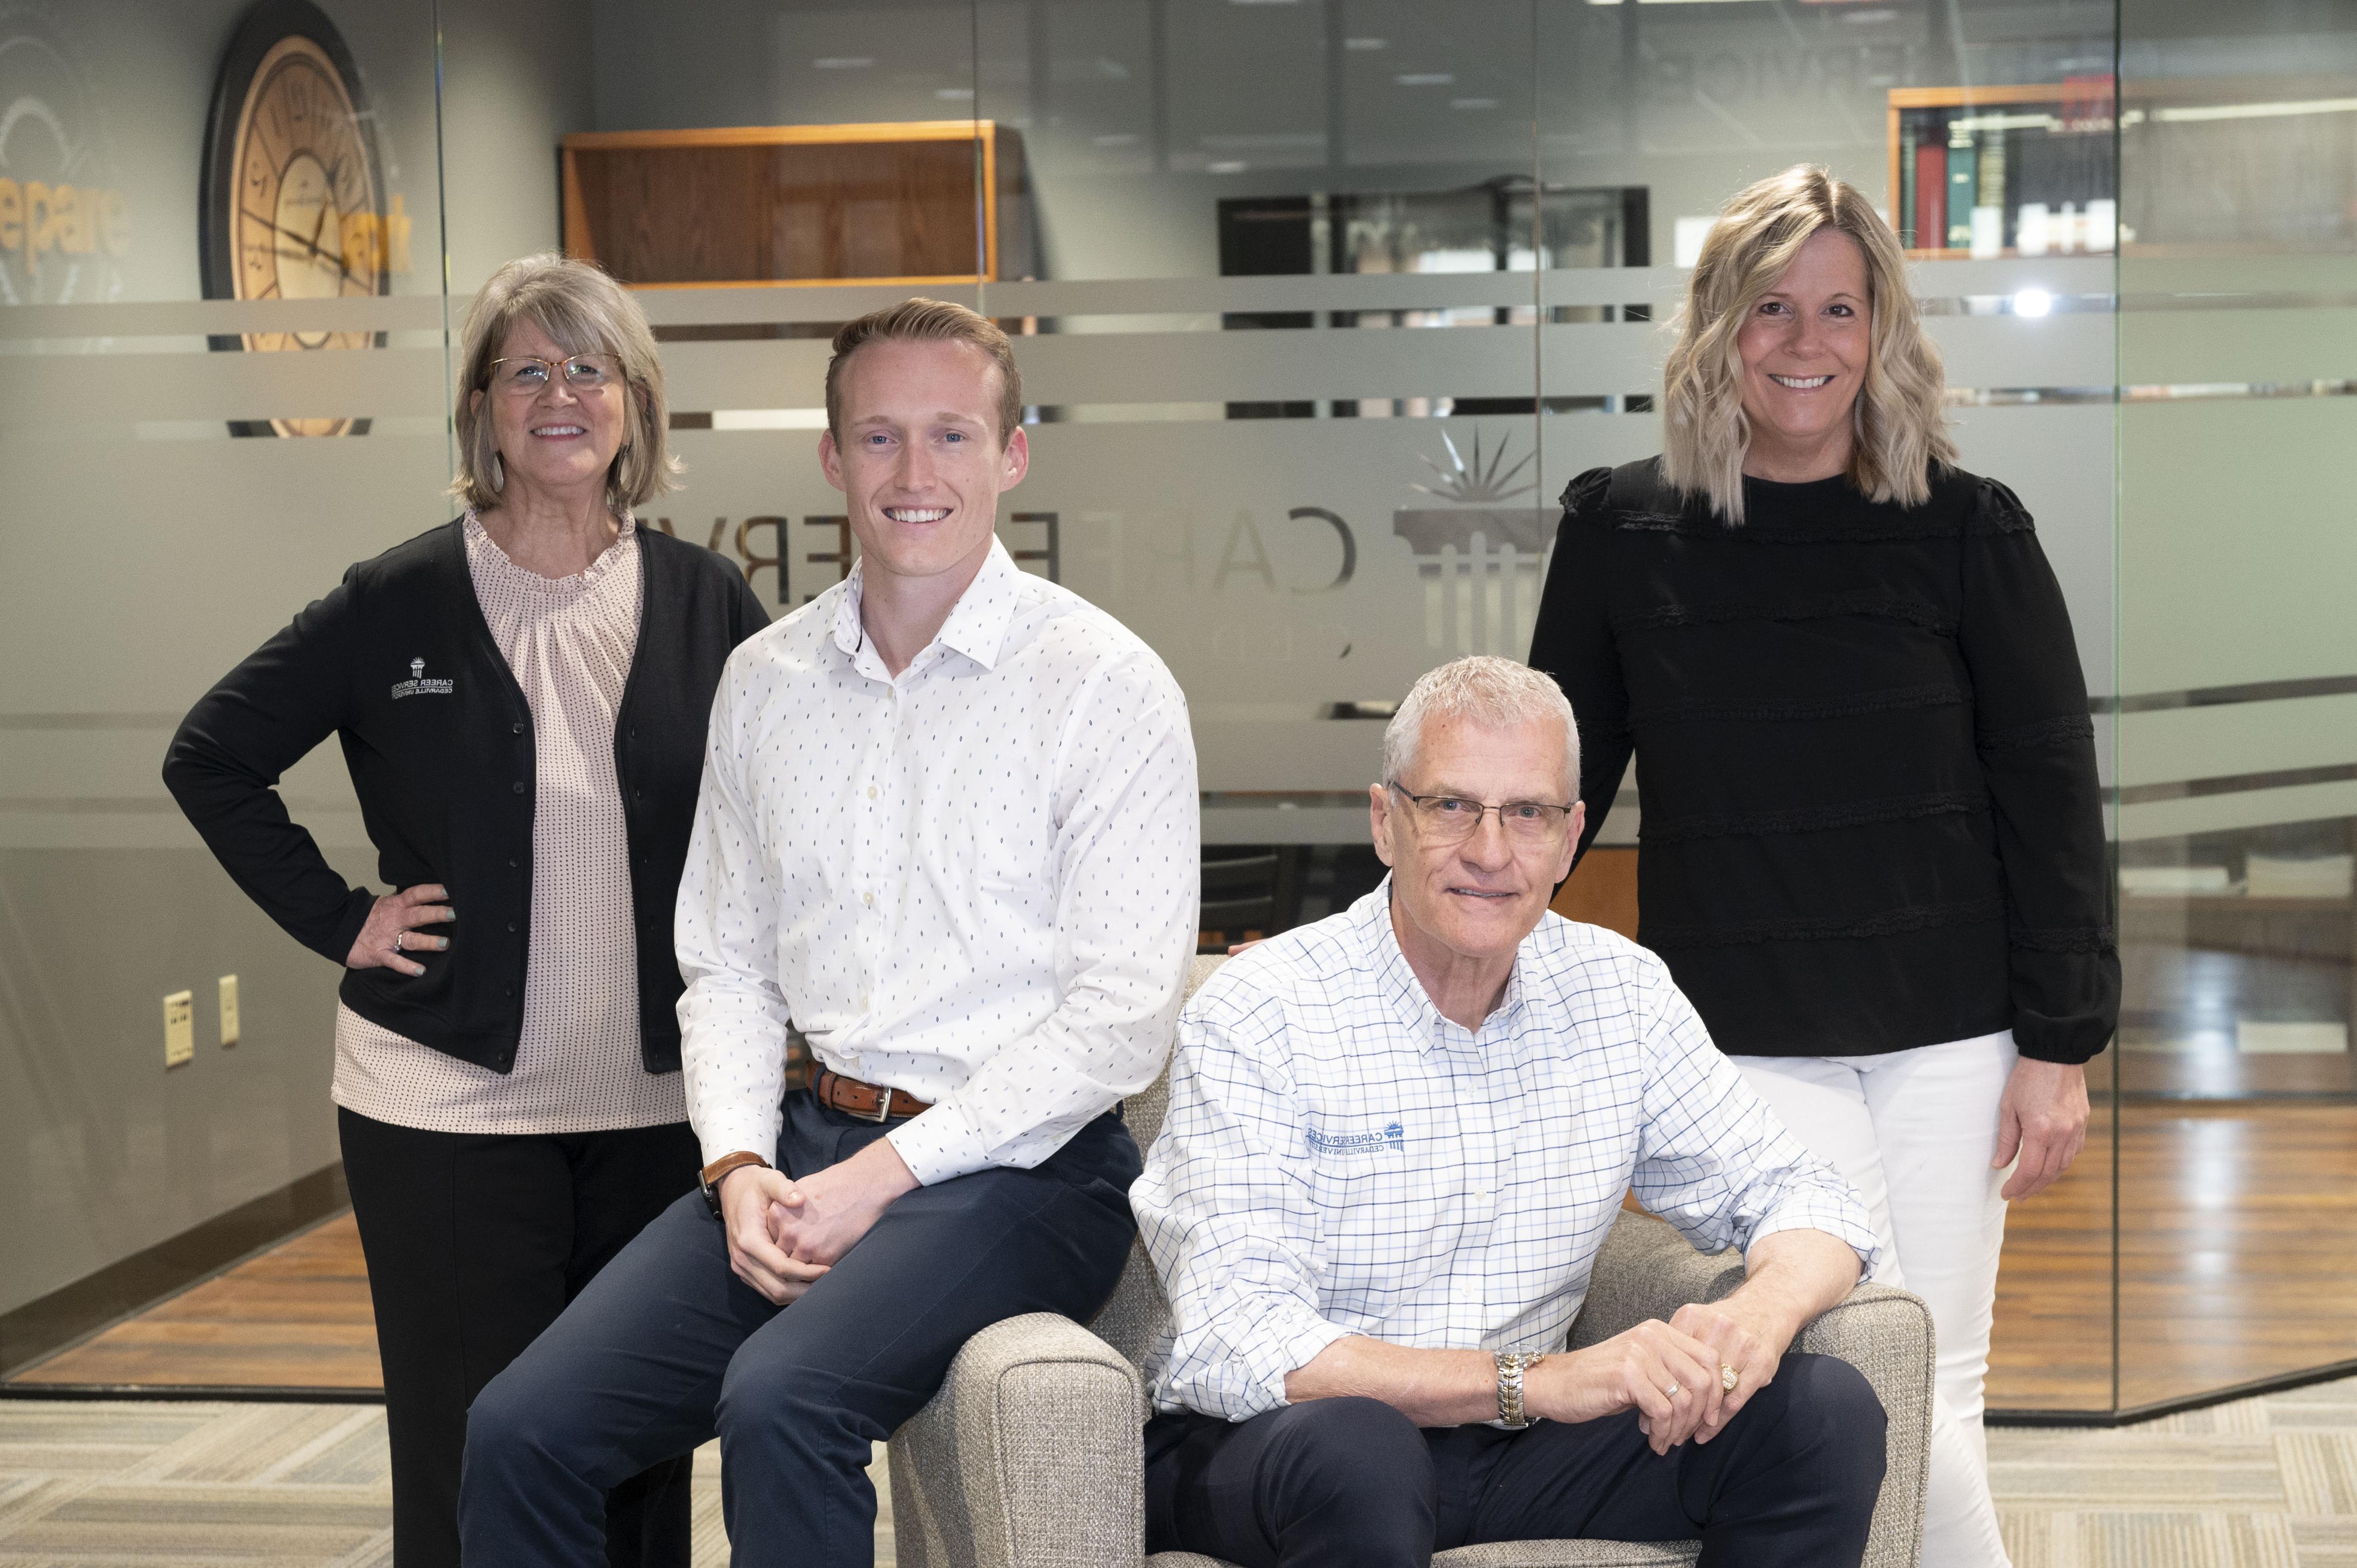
714,1137,920,1305
1531,1297,1793,1456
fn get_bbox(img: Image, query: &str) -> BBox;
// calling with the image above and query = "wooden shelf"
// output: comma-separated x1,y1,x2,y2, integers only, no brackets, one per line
561,120,1031,290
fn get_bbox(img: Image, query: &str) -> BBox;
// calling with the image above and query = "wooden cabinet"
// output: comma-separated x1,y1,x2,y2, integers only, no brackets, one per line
560,120,1033,288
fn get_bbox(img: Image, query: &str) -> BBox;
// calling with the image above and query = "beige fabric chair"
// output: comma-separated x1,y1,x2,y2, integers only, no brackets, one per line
889,956,1932,1568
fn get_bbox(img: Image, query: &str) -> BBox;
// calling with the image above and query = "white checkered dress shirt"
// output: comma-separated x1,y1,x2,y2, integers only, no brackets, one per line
1134,884,1880,1421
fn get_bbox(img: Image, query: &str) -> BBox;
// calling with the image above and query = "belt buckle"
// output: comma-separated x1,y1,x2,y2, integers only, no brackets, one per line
847,1079,893,1124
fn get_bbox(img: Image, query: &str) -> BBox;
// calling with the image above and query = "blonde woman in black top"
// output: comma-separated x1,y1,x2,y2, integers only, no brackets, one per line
1530,167,2116,1568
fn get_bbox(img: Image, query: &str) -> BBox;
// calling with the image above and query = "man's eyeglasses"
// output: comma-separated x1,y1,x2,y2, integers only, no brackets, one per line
484,353,621,393
1387,784,1577,847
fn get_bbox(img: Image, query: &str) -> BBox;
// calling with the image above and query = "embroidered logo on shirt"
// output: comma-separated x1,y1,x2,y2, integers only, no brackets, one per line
1305,1119,1406,1154
390,656,455,700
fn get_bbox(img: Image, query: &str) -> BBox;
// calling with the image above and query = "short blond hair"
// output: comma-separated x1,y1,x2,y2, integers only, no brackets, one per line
826,297,1024,447
452,253,678,513
1383,656,1580,799
1663,165,1957,523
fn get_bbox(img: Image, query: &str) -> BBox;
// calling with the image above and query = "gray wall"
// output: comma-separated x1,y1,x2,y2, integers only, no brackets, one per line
0,0,587,1318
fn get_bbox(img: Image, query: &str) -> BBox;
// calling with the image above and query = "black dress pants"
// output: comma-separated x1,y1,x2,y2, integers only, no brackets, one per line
1144,1352,1886,1568
337,1106,703,1568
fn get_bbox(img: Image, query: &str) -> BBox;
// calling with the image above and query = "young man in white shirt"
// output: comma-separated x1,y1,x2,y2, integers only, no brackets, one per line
1133,656,1887,1567
461,299,1199,1567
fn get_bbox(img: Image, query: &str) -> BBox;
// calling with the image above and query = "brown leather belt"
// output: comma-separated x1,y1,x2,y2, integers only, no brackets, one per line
814,1068,932,1124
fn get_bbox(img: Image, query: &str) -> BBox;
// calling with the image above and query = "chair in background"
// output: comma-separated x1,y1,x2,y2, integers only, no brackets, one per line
886,956,1933,1568
1197,845,1304,952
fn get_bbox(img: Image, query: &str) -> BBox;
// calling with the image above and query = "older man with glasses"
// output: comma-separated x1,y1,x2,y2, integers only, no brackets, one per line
1131,654,1890,1568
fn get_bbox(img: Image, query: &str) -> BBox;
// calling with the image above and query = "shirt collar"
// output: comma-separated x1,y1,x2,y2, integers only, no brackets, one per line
830,536,1023,675
1354,875,1531,1054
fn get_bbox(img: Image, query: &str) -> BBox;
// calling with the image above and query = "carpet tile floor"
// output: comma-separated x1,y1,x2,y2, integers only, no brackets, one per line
10,1378,2357,1564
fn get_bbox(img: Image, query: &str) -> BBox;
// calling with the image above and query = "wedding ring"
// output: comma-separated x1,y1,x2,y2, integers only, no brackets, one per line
1720,1363,1740,1393
393,931,405,951
1663,1380,1681,1399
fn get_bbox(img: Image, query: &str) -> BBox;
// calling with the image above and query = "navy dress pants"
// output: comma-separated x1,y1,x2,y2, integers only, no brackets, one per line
1144,1352,1886,1568
459,1091,1143,1568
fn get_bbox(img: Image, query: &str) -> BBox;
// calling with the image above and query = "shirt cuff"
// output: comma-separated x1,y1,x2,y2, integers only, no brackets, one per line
692,1107,783,1174
1748,1208,1882,1279
1259,1310,1357,1411
885,1106,993,1187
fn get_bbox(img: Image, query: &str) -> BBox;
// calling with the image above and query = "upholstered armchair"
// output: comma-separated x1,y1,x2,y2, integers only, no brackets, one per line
888,957,1932,1568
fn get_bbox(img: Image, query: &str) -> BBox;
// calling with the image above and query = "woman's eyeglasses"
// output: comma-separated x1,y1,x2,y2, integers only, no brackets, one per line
485,353,620,393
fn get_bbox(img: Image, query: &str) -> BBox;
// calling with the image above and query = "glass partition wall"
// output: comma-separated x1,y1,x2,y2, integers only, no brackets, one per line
5,0,2353,1419
579,0,2357,1421
0,0,458,1328
2108,0,2357,1416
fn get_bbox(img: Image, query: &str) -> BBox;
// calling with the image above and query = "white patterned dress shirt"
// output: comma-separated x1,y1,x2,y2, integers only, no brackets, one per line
1134,883,1880,1421
676,537,1199,1186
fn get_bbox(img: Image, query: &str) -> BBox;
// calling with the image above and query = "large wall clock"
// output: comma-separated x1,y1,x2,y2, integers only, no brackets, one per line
199,0,385,438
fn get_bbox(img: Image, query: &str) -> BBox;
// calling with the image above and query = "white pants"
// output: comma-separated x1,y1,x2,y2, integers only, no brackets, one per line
1732,1033,2016,1568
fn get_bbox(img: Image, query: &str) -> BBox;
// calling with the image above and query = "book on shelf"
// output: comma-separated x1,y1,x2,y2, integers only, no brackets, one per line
1898,122,1917,246
1914,142,1946,256
1945,126,1977,249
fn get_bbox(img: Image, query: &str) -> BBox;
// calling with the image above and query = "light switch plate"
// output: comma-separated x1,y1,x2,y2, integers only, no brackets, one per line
164,990,194,1068
218,975,240,1047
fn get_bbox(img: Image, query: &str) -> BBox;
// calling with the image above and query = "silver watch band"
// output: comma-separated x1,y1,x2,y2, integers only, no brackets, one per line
1494,1351,1542,1428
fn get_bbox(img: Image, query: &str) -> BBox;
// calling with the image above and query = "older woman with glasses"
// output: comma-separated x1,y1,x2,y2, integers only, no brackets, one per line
1528,167,2116,1568
165,253,768,1568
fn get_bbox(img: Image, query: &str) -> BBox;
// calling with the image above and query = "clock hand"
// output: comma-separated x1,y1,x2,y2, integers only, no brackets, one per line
256,216,362,286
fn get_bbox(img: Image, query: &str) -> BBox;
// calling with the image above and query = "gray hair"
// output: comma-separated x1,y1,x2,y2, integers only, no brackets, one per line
1381,656,1581,798
452,253,680,513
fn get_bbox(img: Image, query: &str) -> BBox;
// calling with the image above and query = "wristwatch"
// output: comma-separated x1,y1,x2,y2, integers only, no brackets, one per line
1494,1351,1545,1429
699,1151,769,1219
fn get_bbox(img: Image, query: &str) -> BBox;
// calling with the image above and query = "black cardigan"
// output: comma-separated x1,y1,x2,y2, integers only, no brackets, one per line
1529,459,2117,1066
164,520,770,1074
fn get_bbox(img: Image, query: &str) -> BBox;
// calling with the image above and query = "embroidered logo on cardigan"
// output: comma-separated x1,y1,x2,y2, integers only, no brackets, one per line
390,656,454,700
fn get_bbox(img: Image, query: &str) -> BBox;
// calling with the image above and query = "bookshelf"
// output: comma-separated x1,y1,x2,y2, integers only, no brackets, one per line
1885,82,2120,261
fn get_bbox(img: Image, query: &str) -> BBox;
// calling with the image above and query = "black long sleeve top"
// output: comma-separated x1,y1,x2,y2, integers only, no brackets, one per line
163,520,770,1074
1529,458,2118,1066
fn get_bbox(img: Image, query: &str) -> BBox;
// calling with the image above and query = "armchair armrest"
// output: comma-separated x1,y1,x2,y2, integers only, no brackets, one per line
1791,1284,1933,1568
1567,1212,1933,1568
1567,1212,1746,1349
890,1311,1147,1568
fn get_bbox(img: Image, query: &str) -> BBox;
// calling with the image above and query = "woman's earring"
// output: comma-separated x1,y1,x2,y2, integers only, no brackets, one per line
490,453,505,492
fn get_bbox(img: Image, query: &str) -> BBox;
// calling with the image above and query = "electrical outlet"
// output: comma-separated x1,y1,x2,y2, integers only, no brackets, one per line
164,990,194,1068
218,975,240,1047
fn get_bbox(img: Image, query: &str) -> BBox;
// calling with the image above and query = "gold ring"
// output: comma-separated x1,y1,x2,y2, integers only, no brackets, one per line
1721,1363,1739,1393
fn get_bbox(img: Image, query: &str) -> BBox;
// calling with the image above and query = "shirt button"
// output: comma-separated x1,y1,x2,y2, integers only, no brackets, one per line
512,722,525,735
512,781,526,794
866,786,877,800
863,892,874,907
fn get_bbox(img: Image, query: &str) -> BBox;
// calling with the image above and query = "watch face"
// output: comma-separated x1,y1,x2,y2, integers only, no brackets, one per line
201,2,387,438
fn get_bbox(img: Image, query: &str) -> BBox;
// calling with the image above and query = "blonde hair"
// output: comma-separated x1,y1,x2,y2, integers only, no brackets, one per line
1662,165,1956,523
826,297,1024,447
452,253,678,513
1383,656,1581,799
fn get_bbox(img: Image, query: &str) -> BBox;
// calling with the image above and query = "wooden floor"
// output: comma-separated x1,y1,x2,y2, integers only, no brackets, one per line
10,1213,380,1391
11,1106,2357,1414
